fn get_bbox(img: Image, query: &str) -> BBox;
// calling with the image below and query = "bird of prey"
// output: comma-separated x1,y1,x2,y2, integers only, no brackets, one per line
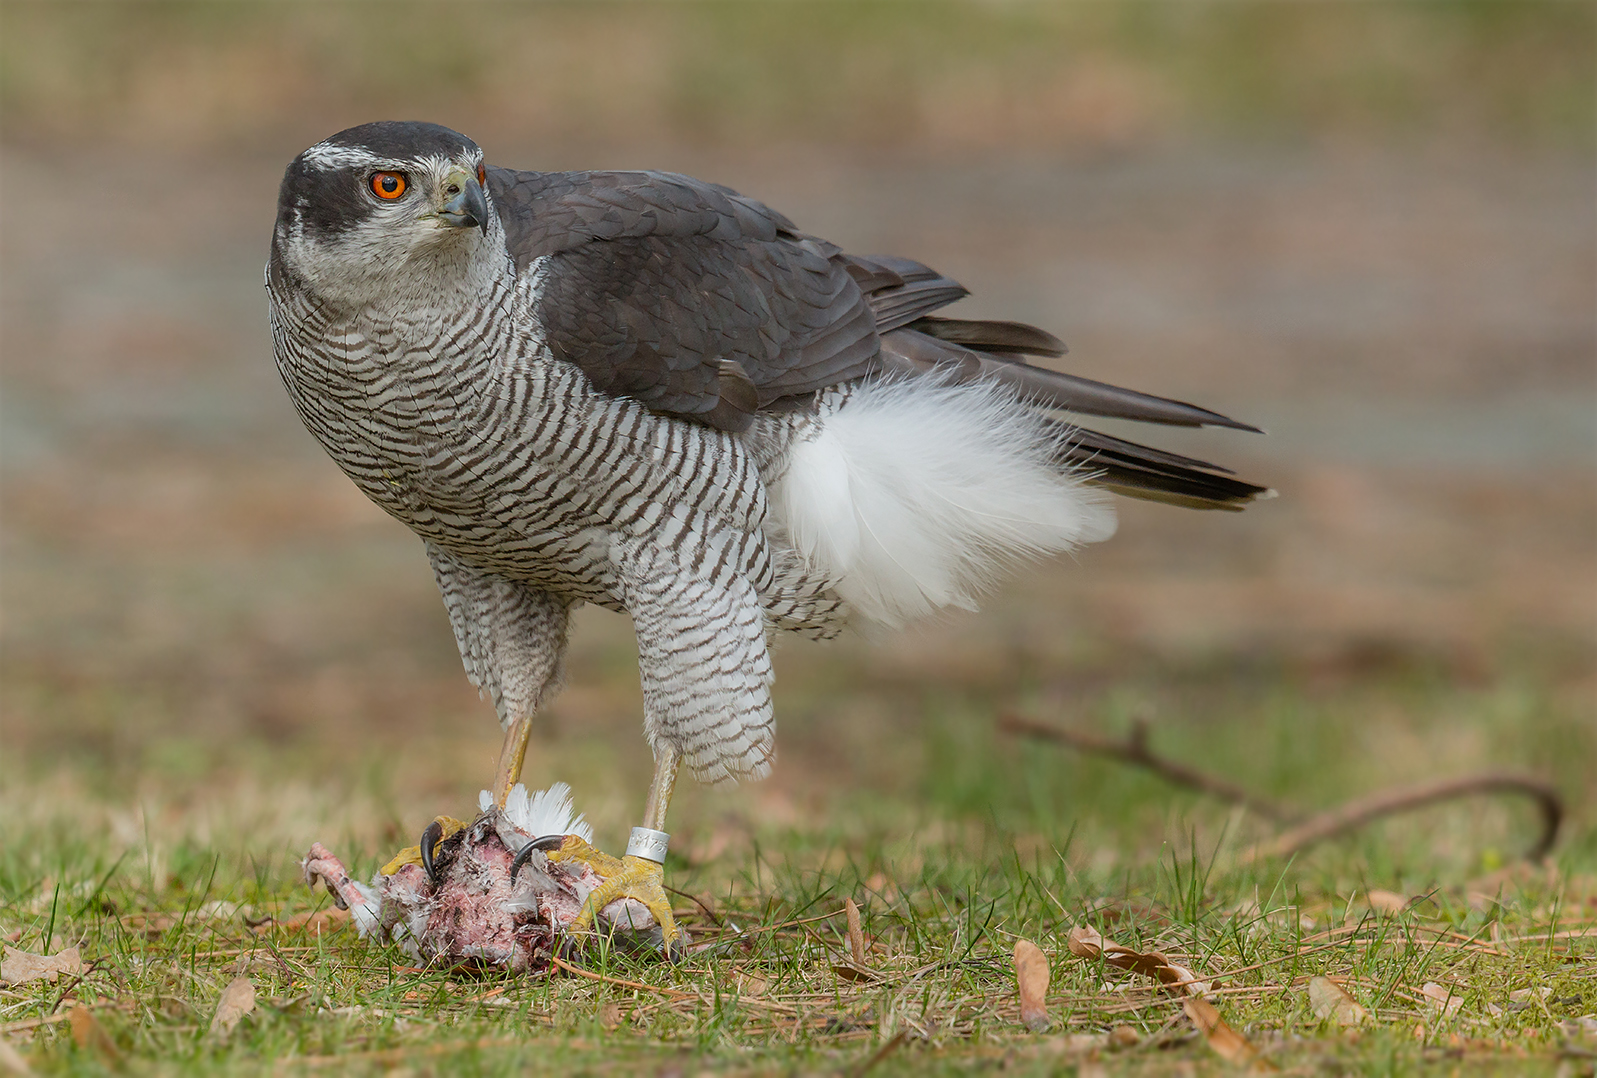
268,121,1267,955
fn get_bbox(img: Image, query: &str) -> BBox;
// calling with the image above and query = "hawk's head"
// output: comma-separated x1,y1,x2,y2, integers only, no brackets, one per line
271,121,502,310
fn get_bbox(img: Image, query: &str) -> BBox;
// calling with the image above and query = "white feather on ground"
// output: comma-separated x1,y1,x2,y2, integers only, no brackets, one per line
769,377,1118,628
479,782,594,845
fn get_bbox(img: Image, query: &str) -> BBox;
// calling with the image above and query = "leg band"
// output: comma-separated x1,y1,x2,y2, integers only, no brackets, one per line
625,827,670,863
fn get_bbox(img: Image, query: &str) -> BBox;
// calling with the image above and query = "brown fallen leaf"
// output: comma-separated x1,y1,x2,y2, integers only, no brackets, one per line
598,1002,625,1030
0,946,82,987
117,912,176,938
845,898,867,967
0,1039,32,1076
1013,938,1051,1032
208,976,256,1038
1420,982,1464,1017
1308,976,1368,1026
1066,925,1210,996
1040,1033,1107,1054
70,1005,121,1065
1184,997,1269,1067
831,964,879,984
733,968,769,996
1366,889,1410,914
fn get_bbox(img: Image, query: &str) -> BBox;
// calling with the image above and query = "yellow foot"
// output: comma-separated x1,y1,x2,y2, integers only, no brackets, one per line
380,815,467,877
546,837,682,959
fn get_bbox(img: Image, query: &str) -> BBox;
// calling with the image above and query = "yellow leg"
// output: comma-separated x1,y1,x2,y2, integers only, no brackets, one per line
492,715,533,808
562,746,683,958
643,744,679,832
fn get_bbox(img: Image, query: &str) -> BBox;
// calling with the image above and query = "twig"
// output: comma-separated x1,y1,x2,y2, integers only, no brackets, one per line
1002,714,1564,862
998,715,1293,820
548,953,701,1002
0,1000,131,1035
1491,926,1597,946
665,885,725,928
691,907,849,948
1241,772,1563,863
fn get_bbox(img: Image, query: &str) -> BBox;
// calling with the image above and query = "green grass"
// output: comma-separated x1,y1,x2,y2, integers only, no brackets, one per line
3,656,1593,1075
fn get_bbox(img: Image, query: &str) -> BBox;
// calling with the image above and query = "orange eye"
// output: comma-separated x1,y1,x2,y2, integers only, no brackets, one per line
476,164,486,186
370,172,407,200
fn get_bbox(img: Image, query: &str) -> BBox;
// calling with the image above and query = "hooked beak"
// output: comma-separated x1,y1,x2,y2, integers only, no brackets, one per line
437,168,488,232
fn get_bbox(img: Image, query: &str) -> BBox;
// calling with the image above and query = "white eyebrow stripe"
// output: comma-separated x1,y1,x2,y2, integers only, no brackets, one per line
300,144,477,178
301,143,389,170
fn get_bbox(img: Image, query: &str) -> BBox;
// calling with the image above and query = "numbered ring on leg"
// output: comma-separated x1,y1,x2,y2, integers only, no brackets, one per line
626,826,670,863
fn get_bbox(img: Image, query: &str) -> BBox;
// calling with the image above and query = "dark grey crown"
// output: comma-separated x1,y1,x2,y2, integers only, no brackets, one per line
276,121,482,240
322,121,480,161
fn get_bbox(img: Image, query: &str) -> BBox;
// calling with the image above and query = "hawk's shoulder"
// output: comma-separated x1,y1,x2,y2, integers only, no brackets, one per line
487,167,878,432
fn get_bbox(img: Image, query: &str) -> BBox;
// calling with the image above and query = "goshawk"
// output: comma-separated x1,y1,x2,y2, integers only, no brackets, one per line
268,121,1267,952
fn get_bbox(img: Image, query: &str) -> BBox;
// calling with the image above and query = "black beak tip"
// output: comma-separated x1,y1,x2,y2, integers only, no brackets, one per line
440,179,489,233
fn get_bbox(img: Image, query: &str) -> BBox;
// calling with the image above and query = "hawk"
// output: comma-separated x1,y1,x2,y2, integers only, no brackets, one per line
268,121,1267,954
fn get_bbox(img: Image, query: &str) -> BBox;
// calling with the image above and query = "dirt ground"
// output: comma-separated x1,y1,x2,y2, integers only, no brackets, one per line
2,128,1591,818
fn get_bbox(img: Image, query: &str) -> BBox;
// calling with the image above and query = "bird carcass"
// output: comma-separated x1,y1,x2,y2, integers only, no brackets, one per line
301,784,666,971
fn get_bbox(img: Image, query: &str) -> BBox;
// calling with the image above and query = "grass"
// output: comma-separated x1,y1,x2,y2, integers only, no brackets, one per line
3,651,1594,1075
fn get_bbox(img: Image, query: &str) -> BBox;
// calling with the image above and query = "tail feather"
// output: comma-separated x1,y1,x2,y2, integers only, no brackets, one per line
1049,421,1273,511
881,328,1259,431
843,254,1269,514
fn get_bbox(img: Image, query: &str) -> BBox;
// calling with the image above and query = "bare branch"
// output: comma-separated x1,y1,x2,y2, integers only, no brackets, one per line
997,714,1294,821
1000,715,1564,863
1240,772,1563,863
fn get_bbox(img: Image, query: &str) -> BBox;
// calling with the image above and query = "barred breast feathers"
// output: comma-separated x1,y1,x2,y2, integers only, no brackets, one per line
764,377,1118,630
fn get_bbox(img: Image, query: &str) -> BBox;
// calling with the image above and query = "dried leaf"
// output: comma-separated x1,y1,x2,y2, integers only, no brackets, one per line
1041,1033,1107,1054
1367,889,1409,914
0,1039,32,1076
1308,976,1368,1026
69,1005,121,1064
0,946,82,986
118,912,175,937
1184,997,1266,1066
598,1002,624,1030
845,898,866,967
1013,938,1051,1032
1558,1016,1597,1038
1420,982,1464,1017
1065,925,1210,996
1066,924,1106,958
831,964,879,983
733,968,769,996
208,976,256,1038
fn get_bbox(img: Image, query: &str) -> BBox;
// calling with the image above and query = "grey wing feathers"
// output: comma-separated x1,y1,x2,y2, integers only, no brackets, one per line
489,166,1266,507
489,166,877,431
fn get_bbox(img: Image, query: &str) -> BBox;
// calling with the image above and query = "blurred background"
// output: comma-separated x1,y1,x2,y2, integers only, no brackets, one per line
2,3,1592,867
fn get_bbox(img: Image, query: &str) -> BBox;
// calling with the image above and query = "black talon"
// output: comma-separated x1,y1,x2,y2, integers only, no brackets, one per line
420,820,444,883
509,834,567,884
